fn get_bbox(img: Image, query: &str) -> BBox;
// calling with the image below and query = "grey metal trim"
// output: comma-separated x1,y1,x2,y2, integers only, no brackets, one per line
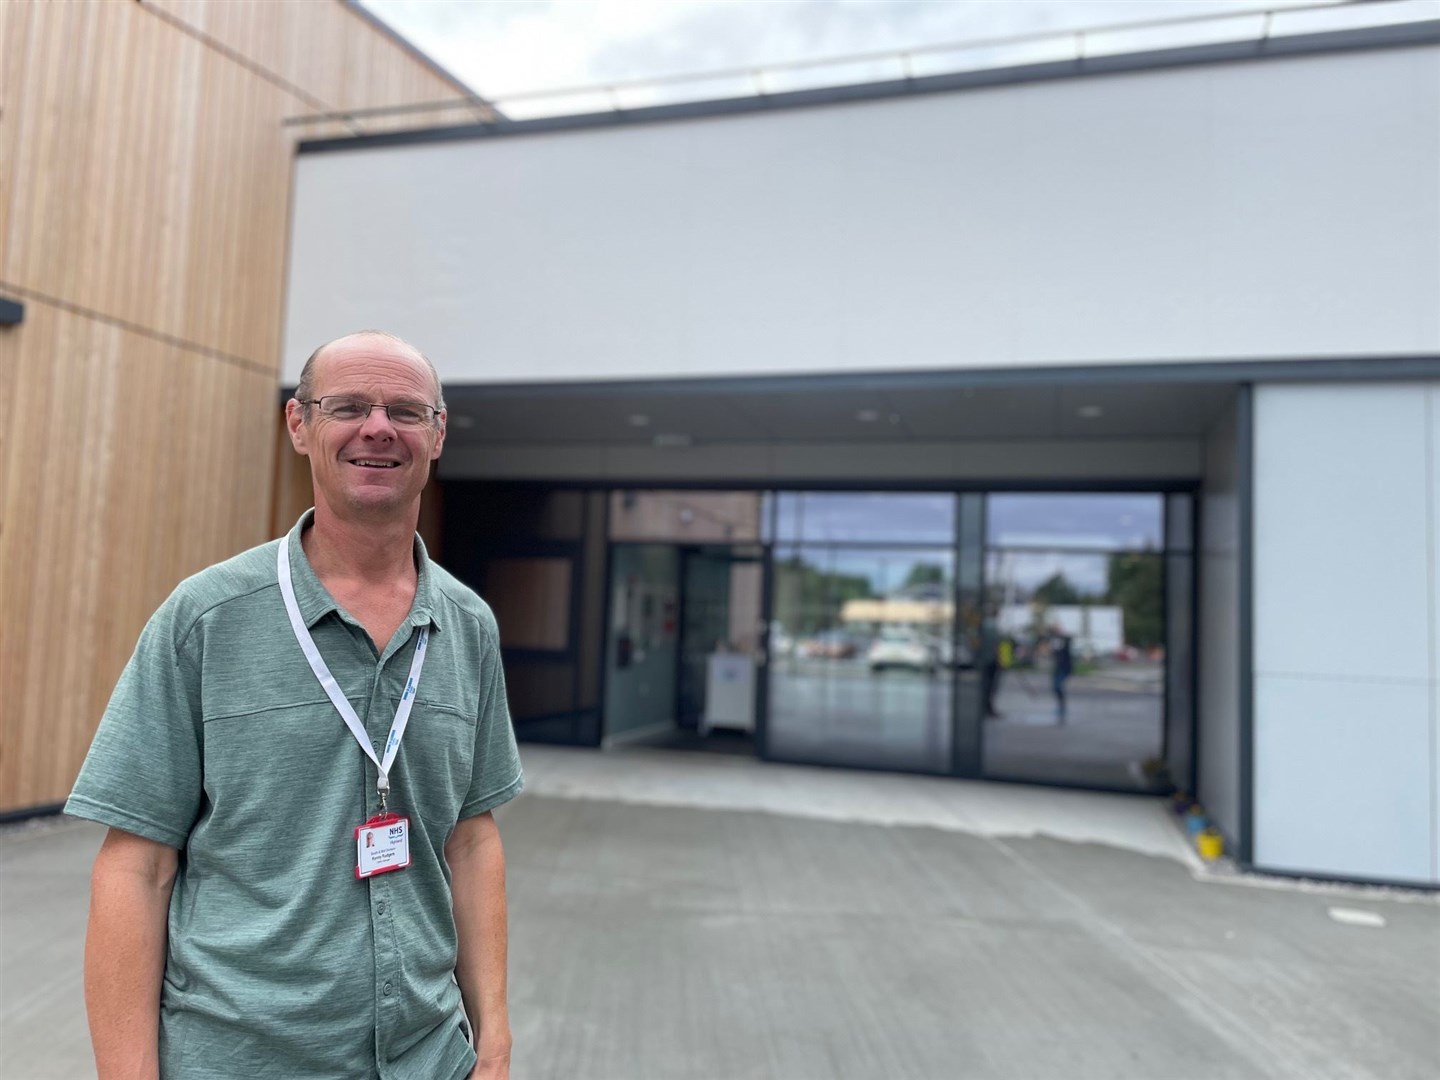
595,501,615,747
1188,492,1201,799
1245,863,1439,894
298,21,1440,155
280,356,1440,400
1237,384,1256,866
0,296,22,326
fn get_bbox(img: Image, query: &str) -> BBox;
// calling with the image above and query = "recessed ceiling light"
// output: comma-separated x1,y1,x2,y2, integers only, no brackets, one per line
449,414,475,429
1077,405,1104,419
627,413,651,427
652,433,692,448
855,409,880,423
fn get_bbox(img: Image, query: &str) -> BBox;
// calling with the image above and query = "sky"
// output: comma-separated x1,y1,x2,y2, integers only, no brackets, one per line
360,0,1389,109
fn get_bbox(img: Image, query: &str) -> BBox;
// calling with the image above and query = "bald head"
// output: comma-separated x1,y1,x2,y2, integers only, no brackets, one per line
296,330,446,417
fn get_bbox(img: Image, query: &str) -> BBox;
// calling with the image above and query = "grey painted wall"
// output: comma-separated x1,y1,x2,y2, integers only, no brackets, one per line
1198,396,1242,846
1252,382,1440,884
602,545,681,739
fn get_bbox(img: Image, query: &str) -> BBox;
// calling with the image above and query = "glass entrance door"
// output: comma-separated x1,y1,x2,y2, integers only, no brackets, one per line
980,493,1177,791
678,547,763,744
765,493,957,773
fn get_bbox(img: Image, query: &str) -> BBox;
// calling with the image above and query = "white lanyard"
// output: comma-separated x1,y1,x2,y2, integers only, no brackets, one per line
277,535,429,812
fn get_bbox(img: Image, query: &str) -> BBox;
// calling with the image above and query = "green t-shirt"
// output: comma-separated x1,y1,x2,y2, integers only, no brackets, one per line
66,511,524,1079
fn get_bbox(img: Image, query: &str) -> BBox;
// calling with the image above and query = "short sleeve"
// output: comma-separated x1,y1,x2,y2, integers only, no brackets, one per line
65,593,204,849
457,631,523,819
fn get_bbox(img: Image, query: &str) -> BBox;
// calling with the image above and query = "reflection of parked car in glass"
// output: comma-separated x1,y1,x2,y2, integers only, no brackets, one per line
867,629,940,673
769,621,795,658
798,630,861,659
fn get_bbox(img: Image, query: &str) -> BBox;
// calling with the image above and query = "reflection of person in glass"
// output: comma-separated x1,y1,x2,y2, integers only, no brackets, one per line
979,607,1004,718
1046,626,1074,723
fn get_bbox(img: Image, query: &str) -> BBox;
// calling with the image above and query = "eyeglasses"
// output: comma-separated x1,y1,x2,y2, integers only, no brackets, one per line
300,396,441,427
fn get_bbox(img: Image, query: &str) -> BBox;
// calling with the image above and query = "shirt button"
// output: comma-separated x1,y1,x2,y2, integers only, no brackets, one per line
383,981,393,996
376,901,386,915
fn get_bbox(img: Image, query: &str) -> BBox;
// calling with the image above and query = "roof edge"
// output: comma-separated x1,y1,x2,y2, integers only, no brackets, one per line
300,18,1439,155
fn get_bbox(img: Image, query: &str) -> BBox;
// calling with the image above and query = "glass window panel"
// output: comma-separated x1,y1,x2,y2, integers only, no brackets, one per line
986,494,1163,551
774,492,956,544
768,545,954,773
609,490,764,542
980,548,1166,791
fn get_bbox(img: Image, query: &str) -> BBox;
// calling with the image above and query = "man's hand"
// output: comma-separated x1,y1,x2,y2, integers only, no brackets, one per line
469,1037,512,1079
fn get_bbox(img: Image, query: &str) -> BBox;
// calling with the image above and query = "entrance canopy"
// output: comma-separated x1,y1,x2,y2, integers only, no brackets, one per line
436,371,1238,484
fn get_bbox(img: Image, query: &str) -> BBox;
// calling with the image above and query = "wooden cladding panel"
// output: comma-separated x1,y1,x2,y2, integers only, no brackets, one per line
3,0,293,366
0,0,32,276
0,304,277,814
145,0,494,132
2,0,473,813
2,1,487,368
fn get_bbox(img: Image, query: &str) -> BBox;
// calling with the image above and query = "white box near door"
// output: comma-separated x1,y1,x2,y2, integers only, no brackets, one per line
702,653,755,733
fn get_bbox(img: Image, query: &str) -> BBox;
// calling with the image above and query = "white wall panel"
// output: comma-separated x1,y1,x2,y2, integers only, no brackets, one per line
1206,50,1440,356
286,45,1440,385
1252,382,1439,882
1254,676,1433,883
1255,385,1432,681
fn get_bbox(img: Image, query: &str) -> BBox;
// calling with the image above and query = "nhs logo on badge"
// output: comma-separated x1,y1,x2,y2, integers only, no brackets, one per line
388,825,405,841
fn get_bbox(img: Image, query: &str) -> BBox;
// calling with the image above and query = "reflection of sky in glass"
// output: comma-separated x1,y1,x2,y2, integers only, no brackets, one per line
776,493,956,543
780,546,953,596
986,550,1110,596
987,494,1162,550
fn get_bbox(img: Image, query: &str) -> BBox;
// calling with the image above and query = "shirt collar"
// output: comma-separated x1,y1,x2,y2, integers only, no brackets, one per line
284,509,443,634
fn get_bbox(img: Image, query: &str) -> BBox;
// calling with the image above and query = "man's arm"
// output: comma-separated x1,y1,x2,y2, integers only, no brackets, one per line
446,811,512,1080
84,828,179,1080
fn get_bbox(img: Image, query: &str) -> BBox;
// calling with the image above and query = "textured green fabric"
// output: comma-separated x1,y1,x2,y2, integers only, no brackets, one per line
67,511,524,1080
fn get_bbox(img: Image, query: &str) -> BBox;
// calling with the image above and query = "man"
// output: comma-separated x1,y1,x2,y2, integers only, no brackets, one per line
66,331,522,1079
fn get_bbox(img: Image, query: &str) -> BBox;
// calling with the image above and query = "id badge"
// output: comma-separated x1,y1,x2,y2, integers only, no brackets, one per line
355,813,411,879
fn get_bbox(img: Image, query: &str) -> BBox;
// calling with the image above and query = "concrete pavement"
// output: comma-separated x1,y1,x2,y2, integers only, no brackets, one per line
3,746,1437,1079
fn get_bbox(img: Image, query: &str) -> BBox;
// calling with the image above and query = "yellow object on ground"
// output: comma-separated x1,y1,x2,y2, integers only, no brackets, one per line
1197,828,1225,861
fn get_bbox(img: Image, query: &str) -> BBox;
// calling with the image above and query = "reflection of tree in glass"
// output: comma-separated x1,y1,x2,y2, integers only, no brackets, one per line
1106,553,1163,648
775,554,874,636
1033,572,1082,606
901,562,948,595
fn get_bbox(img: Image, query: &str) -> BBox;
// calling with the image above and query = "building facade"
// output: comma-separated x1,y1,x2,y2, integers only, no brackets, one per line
4,5,1437,889
281,19,1440,887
